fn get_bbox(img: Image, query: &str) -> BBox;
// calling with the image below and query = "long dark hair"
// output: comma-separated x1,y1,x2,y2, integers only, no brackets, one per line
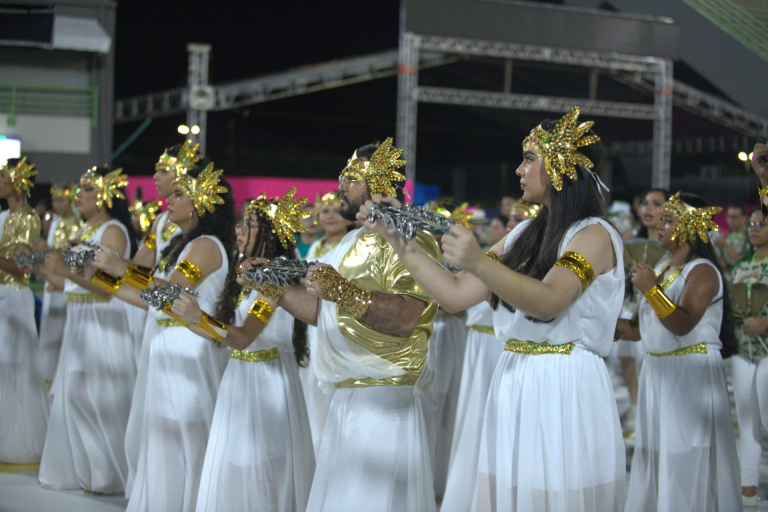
214,210,309,367
90,165,139,257
677,193,738,358
636,188,670,239
491,119,609,313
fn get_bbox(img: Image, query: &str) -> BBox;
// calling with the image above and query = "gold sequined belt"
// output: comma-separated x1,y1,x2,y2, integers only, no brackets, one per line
156,318,184,327
230,347,280,363
469,325,494,335
647,343,708,357
504,339,575,355
67,293,110,304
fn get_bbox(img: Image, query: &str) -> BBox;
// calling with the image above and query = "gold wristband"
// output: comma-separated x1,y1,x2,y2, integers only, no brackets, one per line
195,312,228,342
554,251,595,292
143,233,157,250
643,285,677,319
486,251,500,263
175,259,203,286
310,266,372,318
91,268,121,295
257,283,286,303
248,299,274,325
121,264,154,290
162,302,189,326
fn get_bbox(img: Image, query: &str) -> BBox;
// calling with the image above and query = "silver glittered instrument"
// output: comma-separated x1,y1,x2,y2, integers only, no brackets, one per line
61,240,101,267
367,203,455,241
140,283,199,311
242,255,317,288
14,250,51,268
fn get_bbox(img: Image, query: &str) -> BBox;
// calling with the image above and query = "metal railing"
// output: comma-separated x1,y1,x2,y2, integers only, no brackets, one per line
0,84,99,128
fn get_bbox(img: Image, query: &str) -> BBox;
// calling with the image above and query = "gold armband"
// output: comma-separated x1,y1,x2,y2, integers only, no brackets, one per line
310,266,372,318
121,264,154,290
248,299,274,325
257,283,286,303
486,251,500,263
91,268,121,295
161,302,189,326
195,312,228,342
143,233,157,251
175,259,203,286
643,285,677,319
554,251,595,292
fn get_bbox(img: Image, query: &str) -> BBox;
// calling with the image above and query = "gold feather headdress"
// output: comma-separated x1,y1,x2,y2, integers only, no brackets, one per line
156,140,204,178
51,182,78,205
511,198,542,219
172,163,228,217
129,198,162,234
522,106,601,191
427,199,473,228
80,167,129,209
340,137,406,197
1,156,37,196
245,187,310,249
662,192,722,245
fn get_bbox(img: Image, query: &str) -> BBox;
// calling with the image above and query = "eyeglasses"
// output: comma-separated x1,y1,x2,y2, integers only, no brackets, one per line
338,176,362,187
749,221,767,228
235,220,255,233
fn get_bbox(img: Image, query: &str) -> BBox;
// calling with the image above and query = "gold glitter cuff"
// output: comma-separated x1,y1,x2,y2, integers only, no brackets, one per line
121,264,153,290
257,283,286,303
143,233,157,250
162,302,189,326
648,342,707,357
195,312,228,342
310,266,372,318
90,268,122,295
230,347,280,363
554,251,595,291
156,318,185,327
248,299,274,325
175,259,203,286
486,251,500,263
67,292,110,304
469,325,495,335
504,339,575,355
643,285,677,319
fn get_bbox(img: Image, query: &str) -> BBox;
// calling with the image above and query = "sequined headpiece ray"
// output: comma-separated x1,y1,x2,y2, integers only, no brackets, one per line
319,190,341,206
662,192,722,244
511,198,542,219
129,198,162,234
80,167,129,209
173,163,228,217
1,156,37,196
522,106,601,191
340,137,407,197
155,140,204,178
245,187,310,249
427,198,473,228
51,182,78,205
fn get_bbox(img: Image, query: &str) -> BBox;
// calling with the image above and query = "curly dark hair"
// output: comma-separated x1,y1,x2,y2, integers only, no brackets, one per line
214,210,309,367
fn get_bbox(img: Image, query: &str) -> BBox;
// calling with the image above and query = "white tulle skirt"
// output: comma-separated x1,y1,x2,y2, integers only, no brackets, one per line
196,350,315,512
430,314,468,498
0,286,49,463
38,288,67,385
472,346,626,512
299,325,335,457
126,324,229,512
625,349,741,512
123,302,147,365
307,385,437,512
441,328,503,512
38,297,136,493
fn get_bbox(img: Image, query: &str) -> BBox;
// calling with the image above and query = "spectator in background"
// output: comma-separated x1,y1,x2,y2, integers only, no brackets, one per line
714,205,751,271
295,202,319,258
486,214,508,247
500,195,517,217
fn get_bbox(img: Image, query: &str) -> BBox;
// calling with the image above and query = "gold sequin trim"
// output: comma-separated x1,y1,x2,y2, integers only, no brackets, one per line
248,299,274,325
469,325,494,335
313,238,341,259
504,339,575,355
647,342,708,357
554,251,595,291
161,222,179,242
156,318,184,327
486,251,500,263
67,293,110,304
230,347,280,363
79,220,107,242
310,266,372,318
175,259,203,286
143,233,157,250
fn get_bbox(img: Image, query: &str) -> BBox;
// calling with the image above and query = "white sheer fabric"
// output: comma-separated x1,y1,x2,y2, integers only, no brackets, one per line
195,291,315,512
38,216,67,385
474,217,626,512
39,220,135,493
731,355,768,487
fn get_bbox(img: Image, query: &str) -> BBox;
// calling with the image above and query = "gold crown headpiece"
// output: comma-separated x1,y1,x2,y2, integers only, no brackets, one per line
662,192,722,245
155,140,204,178
428,199,473,228
129,198,162,234
1,156,37,196
80,167,129,209
522,106,601,191
173,163,228,217
511,198,542,219
51,182,78,205
319,190,341,206
245,187,310,249
340,137,406,197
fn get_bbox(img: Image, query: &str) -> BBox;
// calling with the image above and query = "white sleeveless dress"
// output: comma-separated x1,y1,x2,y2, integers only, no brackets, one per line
126,235,230,512
39,216,69,385
39,220,136,493
625,259,741,512
195,290,315,511
473,217,626,511
441,301,503,512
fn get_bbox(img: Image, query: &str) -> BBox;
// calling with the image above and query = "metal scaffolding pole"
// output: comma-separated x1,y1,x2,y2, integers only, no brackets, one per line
396,32,420,185
187,43,212,153
652,59,673,189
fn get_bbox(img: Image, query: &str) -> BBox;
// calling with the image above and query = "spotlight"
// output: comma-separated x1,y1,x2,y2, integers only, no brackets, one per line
738,152,748,161
178,125,190,135
191,125,200,135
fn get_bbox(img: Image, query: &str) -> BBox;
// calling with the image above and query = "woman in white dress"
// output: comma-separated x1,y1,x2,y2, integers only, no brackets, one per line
170,189,315,512
359,107,626,511
617,192,741,512
38,166,139,493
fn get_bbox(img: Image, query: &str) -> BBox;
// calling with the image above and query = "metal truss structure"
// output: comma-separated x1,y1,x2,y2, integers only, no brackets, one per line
186,43,211,152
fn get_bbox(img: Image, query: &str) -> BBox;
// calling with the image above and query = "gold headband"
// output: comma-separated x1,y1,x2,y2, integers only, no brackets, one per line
662,192,722,244
129,198,162,234
511,198,542,219
1,156,37,196
172,163,228,217
428,200,473,228
51,182,78,205
155,140,204,178
80,167,128,209
245,187,310,249
319,190,341,206
522,106,600,191
339,137,406,197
